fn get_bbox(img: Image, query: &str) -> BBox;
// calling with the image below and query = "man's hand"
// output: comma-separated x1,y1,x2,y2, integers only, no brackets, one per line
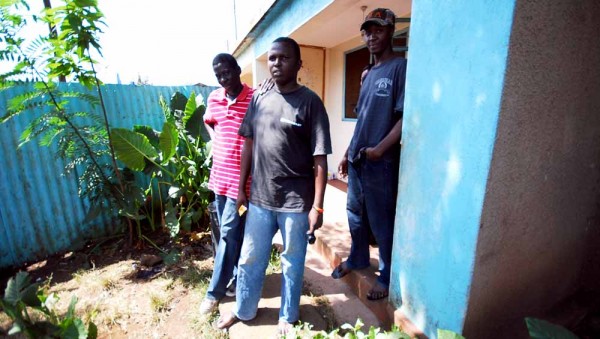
308,208,323,235
236,190,248,212
364,146,383,161
258,78,274,95
338,156,348,179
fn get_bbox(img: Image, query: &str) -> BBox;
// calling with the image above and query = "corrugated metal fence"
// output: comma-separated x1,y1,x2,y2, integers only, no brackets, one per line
0,83,217,269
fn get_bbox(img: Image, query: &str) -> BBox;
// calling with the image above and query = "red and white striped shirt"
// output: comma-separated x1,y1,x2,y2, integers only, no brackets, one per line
204,83,254,199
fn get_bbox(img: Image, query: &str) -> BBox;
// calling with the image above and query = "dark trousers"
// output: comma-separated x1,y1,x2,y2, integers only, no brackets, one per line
346,157,399,286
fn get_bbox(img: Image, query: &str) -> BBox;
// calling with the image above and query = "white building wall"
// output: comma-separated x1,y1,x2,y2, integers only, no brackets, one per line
298,46,325,99
323,36,364,179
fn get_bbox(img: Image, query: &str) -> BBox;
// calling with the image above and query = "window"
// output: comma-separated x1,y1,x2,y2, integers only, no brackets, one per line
343,30,409,120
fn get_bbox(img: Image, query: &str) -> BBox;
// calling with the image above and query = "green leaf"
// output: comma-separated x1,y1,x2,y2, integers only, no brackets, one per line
169,92,188,114
74,0,98,8
117,184,146,218
158,95,172,122
437,329,465,339
158,122,178,163
525,318,579,339
0,1,23,7
66,296,78,319
133,125,159,149
168,186,183,199
88,321,98,339
60,317,87,339
111,128,158,171
182,92,197,127
20,284,41,307
8,322,22,335
340,323,354,330
39,128,63,147
4,271,32,305
179,91,210,141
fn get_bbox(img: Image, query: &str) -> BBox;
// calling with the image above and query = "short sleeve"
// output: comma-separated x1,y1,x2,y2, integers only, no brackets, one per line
394,59,407,117
238,93,257,138
203,91,218,124
310,94,332,156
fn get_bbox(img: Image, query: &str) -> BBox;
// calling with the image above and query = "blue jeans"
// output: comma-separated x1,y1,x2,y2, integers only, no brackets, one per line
206,195,245,301
346,158,399,287
233,203,309,323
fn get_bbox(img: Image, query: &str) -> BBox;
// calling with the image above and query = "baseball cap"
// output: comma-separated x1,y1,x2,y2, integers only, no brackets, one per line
360,8,396,31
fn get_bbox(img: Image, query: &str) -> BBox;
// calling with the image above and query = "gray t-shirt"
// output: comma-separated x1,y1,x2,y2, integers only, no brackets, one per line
348,57,407,163
238,86,332,212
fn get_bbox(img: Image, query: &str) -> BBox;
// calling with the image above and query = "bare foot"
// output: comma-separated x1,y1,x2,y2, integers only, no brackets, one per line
216,312,239,330
277,320,294,338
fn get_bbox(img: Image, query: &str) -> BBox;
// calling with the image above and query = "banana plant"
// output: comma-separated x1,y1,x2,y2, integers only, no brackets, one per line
110,91,212,240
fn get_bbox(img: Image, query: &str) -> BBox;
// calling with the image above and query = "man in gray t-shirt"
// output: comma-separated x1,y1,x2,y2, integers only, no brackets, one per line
334,8,406,301
216,37,331,336
239,85,331,212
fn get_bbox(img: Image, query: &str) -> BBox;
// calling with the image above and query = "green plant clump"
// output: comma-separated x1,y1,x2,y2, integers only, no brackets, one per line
1,1,213,246
285,319,465,339
0,271,97,338
110,91,212,240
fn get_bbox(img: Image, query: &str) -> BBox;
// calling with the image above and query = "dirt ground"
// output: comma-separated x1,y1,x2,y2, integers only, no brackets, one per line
0,231,334,338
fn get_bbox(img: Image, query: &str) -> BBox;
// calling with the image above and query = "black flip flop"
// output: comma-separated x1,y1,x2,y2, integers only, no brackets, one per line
331,262,350,279
366,283,389,301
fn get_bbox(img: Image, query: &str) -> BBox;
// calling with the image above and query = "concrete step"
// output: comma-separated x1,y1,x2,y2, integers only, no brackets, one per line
304,245,382,330
310,180,394,328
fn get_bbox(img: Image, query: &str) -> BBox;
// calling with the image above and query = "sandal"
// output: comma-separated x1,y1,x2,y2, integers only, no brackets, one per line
216,311,239,330
366,283,389,301
331,262,351,279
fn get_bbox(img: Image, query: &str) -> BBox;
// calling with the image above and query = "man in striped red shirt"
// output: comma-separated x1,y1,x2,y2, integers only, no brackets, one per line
199,53,254,315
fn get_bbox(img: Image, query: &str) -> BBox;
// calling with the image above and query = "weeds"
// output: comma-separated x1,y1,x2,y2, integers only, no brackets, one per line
267,245,282,275
312,296,337,332
175,262,213,289
190,311,228,339
71,269,88,285
149,293,171,314
99,277,117,291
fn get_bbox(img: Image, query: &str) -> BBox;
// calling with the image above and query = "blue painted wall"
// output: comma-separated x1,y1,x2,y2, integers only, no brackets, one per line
390,1,516,336
0,83,216,269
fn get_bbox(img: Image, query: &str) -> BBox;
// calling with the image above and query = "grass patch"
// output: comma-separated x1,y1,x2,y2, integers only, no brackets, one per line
150,293,172,313
100,276,118,290
71,268,88,284
302,280,338,332
97,301,130,329
190,311,229,339
173,259,213,288
313,295,337,331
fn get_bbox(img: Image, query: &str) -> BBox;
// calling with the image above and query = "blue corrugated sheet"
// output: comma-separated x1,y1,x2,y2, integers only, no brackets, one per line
0,83,217,269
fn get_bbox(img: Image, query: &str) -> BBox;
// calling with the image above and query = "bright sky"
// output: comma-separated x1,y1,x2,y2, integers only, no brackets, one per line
3,0,245,86
96,0,236,86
